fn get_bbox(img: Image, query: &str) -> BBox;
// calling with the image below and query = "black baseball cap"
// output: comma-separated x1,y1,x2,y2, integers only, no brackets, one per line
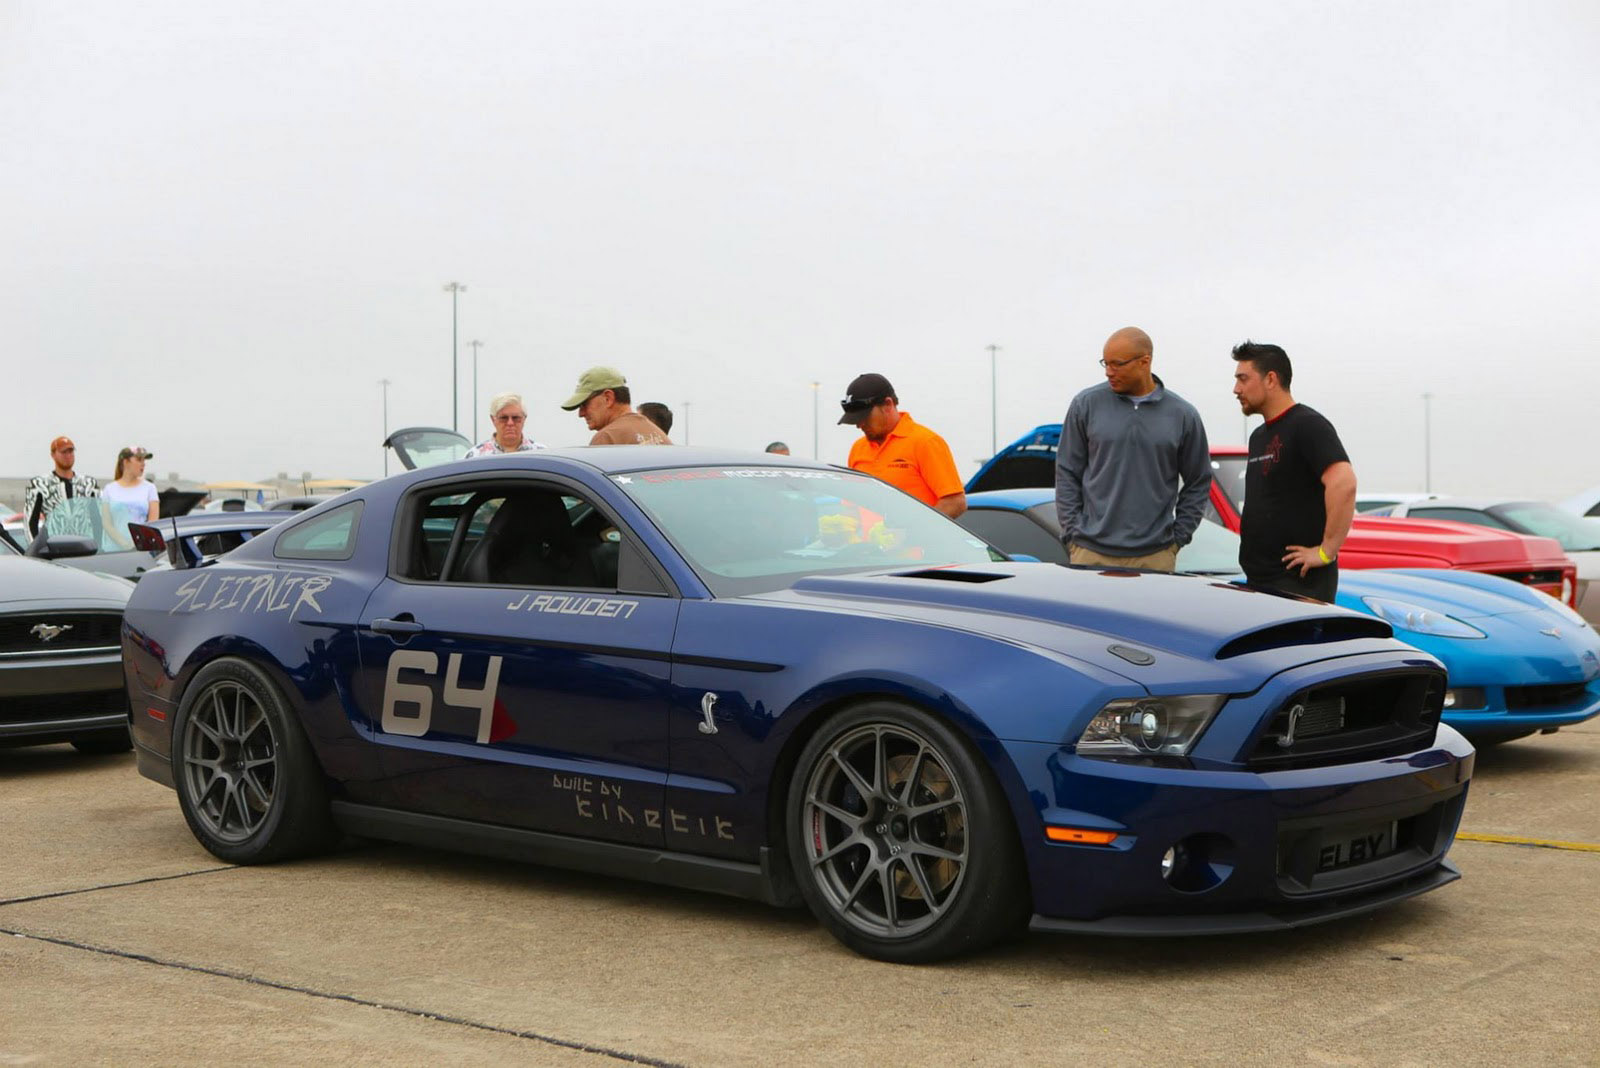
838,373,895,425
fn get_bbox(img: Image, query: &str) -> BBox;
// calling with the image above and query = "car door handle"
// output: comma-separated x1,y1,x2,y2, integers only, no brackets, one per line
370,617,426,635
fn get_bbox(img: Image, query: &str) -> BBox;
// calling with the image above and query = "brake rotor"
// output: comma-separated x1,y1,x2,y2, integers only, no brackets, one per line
885,753,963,900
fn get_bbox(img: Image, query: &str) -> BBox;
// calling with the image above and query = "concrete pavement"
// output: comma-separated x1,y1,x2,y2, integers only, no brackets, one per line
3,724,1597,1065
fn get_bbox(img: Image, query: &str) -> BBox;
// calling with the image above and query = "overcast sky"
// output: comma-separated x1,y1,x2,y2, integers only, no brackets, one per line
4,2,1597,498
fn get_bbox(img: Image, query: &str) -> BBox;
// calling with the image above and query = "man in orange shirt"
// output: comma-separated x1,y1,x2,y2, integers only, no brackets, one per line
839,373,966,518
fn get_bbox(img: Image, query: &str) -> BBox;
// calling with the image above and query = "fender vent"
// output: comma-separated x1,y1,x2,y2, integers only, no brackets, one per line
1216,617,1391,660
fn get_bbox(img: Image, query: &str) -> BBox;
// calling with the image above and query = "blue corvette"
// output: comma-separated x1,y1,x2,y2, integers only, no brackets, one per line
959,488,1600,745
124,449,1473,961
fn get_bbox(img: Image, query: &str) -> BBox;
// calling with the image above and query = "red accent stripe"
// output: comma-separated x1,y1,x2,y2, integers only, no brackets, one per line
147,707,167,721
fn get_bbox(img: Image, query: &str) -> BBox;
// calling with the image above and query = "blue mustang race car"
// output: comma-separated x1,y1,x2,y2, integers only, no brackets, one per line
958,488,1600,745
123,448,1472,961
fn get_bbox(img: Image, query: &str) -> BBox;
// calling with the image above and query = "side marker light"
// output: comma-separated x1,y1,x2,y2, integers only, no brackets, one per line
1045,826,1118,845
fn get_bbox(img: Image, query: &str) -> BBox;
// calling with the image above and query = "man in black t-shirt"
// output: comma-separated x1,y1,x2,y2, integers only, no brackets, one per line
1231,341,1356,601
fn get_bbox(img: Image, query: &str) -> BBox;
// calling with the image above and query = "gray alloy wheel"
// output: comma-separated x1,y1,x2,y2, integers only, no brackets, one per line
172,658,337,864
788,701,1027,962
801,722,971,939
180,679,280,844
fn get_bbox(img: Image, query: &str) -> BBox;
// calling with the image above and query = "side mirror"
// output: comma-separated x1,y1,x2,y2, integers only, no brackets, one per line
29,533,99,560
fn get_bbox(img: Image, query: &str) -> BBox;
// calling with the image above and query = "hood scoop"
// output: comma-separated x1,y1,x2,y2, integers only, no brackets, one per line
896,568,1012,584
1216,617,1391,660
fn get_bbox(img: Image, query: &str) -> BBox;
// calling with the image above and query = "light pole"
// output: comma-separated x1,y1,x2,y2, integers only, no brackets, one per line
682,401,691,445
811,381,821,459
443,281,466,431
467,339,484,442
1422,392,1434,492
378,378,392,476
985,344,1001,456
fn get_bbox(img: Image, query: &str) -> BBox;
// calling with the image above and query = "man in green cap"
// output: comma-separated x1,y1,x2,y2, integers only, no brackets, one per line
560,366,673,445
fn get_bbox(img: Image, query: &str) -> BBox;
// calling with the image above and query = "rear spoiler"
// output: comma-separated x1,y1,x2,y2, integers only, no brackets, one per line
129,513,293,570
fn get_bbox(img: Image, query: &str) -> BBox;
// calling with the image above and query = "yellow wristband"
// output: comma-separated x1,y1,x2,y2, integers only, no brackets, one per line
1318,546,1332,565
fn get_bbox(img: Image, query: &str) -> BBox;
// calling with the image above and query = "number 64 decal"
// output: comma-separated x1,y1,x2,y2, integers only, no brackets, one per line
382,650,503,743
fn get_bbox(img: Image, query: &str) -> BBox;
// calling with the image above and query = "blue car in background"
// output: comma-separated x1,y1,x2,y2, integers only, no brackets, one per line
959,487,1600,745
124,448,1473,961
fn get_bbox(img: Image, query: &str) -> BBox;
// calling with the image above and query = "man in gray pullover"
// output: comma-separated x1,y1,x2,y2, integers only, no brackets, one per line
1055,327,1212,571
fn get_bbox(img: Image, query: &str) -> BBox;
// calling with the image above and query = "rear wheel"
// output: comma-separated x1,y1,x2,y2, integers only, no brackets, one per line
172,658,337,863
786,700,1028,962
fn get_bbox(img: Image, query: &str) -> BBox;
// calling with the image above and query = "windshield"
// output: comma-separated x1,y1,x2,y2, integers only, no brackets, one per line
1212,456,1247,514
1022,502,1242,575
1178,518,1246,574
617,466,1001,595
1493,502,1600,552
42,497,142,553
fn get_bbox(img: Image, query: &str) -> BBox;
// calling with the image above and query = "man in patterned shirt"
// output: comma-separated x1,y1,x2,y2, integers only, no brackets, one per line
25,435,99,538
464,393,547,458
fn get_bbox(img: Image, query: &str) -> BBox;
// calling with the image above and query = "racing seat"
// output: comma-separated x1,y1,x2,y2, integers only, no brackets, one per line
456,492,601,588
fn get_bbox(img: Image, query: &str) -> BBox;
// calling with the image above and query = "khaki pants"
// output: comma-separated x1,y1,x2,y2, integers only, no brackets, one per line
1069,543,1179,572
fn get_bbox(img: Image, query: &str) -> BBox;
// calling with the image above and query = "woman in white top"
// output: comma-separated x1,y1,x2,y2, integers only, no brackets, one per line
103,445,160,526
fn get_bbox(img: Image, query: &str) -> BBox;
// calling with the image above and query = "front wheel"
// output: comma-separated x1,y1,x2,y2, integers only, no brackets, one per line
786,701,1029,962
171,658,338,864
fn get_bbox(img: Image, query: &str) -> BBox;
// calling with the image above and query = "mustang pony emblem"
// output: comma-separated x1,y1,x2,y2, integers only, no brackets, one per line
31,623,73,642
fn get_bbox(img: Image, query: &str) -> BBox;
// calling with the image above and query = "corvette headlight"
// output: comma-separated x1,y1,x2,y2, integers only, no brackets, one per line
1540,595,1592,631
1077,696,1226,758
1362,597,1486,639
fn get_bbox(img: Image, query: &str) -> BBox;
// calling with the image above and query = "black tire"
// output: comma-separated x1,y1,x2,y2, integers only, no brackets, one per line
171,658,338,864
72,730,133,755
785,700,1029,963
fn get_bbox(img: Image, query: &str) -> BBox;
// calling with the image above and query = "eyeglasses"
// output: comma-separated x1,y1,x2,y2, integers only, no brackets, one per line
1098,355,1147,369
839,397,879,414
493,414,526,423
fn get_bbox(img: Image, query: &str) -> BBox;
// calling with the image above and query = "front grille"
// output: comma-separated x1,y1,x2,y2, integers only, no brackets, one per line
1247,669,1444,769
0,612,124,655
1505,682,1590,710
0,688,127,727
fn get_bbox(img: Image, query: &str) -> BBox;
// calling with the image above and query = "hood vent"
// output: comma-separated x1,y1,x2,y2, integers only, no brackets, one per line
1216,617,1391,660
897,569,1011,584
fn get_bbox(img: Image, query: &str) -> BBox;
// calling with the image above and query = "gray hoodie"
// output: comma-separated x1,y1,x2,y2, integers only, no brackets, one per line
1054,377,1212,556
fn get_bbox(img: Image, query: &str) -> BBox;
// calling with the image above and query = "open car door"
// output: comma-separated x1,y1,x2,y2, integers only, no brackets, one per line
383,426,473,471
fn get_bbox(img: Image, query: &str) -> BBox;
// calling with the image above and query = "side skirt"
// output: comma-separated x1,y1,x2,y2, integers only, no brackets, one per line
330,801,797,907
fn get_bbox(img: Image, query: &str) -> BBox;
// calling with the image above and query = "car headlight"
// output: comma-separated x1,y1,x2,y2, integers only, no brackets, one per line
1539,594,1592,631
1361,597,1486,639
1077,696,1226,758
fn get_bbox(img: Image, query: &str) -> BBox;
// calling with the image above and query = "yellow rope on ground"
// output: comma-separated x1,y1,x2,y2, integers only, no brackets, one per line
1456,831,1600,853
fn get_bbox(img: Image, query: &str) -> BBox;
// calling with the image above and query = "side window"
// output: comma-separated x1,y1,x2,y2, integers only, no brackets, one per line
400,483,625,590
274,501,363,561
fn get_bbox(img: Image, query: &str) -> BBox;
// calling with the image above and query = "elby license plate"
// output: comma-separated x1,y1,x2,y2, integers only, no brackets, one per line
1317,821,1399,872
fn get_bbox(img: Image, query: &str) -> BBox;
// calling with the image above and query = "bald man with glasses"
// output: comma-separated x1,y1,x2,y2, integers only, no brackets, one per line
1054,327,1211,571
